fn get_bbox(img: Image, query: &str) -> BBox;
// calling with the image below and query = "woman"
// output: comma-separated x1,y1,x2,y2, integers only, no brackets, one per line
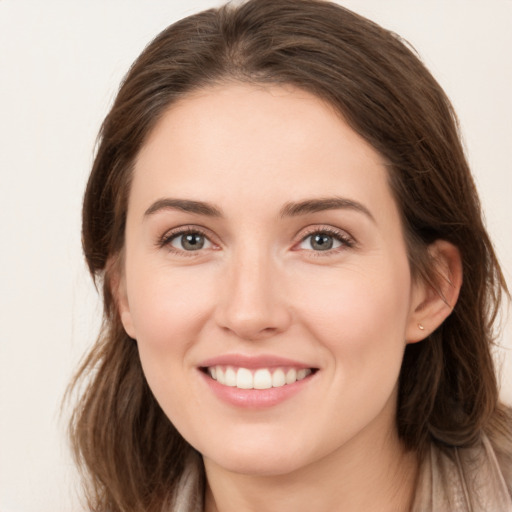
69,0,512,510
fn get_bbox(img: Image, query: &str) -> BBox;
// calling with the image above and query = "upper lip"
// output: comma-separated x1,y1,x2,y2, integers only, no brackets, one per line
199,354,316,370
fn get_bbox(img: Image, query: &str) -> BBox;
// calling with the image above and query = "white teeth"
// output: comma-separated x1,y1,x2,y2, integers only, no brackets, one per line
272,369,286,388
285,368,297,385
254,369,272,389
236,368,253,389
207,365,313,389
297,369,308,380
225,367,237,387
297,368,312,380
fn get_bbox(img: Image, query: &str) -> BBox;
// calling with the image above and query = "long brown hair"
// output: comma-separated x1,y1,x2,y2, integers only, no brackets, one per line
69,1,511,510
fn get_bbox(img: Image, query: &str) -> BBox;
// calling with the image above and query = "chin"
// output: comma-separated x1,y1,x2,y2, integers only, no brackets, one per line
205,450,307,477
198,430,322,477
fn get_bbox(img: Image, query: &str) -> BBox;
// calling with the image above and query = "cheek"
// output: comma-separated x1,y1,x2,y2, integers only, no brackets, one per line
290,262,411,430
124,263,217,419
313,280,409,339
124,262,218,401
127,263,215,343
291,258,412,366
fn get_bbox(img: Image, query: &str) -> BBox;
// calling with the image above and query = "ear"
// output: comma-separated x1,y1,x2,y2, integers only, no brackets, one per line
107,255,137,340
406,240,463,343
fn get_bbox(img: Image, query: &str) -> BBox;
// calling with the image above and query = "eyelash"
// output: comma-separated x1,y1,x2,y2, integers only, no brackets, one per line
157,226,215,256
157,225,355,256
295,227,355,256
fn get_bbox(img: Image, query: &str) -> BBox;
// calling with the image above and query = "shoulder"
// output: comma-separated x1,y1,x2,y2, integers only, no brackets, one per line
486,405,512,498
459,434,512,507
413,434,512,511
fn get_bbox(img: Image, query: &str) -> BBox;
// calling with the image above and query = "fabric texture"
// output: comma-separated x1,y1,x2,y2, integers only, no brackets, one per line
171,436,512,511
412,435,512,511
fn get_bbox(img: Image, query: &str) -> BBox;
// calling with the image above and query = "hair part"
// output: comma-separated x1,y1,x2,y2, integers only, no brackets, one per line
69,1,511,509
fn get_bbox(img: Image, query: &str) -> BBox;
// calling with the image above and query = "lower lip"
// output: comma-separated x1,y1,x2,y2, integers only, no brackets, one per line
199,370,315,408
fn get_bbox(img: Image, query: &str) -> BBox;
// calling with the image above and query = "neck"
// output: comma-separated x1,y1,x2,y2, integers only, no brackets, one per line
203,412,419,512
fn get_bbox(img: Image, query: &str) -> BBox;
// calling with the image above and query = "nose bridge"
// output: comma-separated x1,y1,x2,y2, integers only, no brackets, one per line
215,241,290,340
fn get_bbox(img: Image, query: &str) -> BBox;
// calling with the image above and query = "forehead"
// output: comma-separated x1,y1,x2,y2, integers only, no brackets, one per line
131,83,395,219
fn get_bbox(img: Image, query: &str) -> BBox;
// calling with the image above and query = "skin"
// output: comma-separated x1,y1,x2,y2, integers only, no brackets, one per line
117,83,461,512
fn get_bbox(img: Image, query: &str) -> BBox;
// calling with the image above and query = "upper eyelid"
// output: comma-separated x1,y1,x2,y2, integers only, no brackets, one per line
295,224,355,242
158,225,218,247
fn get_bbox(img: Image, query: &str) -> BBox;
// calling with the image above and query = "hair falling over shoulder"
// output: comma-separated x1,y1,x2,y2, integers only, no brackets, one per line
67,1,512,510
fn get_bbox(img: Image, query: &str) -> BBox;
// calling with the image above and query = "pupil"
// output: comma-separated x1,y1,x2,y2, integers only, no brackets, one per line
312,234,333,251
183,233,204,250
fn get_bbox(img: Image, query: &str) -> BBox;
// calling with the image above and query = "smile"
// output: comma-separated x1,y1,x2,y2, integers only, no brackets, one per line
205,366,314,390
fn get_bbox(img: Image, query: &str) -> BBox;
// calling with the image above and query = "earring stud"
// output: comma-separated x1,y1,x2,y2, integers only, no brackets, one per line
418,323,425,330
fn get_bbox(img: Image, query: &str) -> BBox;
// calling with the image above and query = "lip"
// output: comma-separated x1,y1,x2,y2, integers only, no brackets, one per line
198,354,318,409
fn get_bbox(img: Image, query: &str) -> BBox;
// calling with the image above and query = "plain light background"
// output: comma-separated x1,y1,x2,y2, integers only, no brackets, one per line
1,1,511,510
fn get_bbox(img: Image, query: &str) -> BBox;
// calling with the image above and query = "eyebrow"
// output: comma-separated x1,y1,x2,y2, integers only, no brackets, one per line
143,196,375,222
144,198,223,218
279,197,375,223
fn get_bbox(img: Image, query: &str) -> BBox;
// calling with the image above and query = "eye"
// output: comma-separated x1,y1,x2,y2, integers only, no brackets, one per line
162,229,214,252
297,229,354,252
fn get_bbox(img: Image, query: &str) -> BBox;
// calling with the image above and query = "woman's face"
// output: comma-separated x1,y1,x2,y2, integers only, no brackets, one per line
119,83,425,476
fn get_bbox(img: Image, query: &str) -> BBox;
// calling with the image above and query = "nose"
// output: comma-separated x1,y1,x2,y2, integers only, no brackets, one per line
214,248,292,341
